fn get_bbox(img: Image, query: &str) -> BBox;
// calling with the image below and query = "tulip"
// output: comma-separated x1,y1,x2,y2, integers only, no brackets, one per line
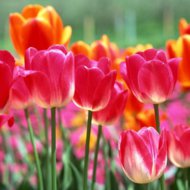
167,125,190,168
24,45,75,108
9,66,33,110
118,127,167,184
167,35,190,88
9,4,72,58
179,18,190,35
121,48,180,104
0,50,15,112
71,35,120,62
93,82,128,125
73,55,116,111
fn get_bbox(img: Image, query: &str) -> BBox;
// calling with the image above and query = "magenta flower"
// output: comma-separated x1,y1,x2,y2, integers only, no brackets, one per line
167,125,190,168
0,50,15,111
93,82,128,125
120,48,180,104
23,45,75,108
73,55,116,111
118,127,167,184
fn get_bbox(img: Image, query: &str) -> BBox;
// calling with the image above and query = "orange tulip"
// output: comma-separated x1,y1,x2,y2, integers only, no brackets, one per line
122,44,153,56
167,35,190,88
71,34,120,62
9,4,72,58
179,18,190,36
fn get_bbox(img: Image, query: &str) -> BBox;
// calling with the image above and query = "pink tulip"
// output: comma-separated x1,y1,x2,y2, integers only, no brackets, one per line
24,45,75,108
93,82,128,125
73,55,116,111
120,48,180,104
118,127,167,184
167,125,190,168
0,50,15,111
9,66,33,109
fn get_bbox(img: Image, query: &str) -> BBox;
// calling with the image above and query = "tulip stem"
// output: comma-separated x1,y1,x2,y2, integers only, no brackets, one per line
83,110,93,190
153,104,165,190
24,108,44,190
43,109,51,190
153,104,161,133
51,107,57,190
185,168,189,190
91,124,102,190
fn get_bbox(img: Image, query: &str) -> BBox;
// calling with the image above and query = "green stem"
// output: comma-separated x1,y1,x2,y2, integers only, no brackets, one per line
153,104,161,133
58,108,68,146
24,109,43,190
185,168,189,190
43,109,51,190
83,110,93,190
153,104,165,190
103,137,111,190
91,124,102,190
51,107,57,190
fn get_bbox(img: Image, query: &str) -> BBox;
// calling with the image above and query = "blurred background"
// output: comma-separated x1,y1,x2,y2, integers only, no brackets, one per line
1,0,190,52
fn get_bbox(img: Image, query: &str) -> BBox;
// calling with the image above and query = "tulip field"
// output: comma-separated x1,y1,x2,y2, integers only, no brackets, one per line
1,3,190,190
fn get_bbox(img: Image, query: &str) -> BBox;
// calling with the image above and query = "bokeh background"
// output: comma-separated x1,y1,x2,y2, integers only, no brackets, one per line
1,0,190,53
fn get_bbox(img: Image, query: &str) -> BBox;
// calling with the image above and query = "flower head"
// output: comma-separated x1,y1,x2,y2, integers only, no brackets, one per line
118,127,167,184
121,48,180,104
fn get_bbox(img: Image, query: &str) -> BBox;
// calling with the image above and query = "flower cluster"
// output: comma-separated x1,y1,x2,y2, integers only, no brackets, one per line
0,4,190,190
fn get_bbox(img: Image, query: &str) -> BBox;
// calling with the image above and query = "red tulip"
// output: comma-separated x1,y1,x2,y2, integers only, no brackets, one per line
73,55,116,111
0,50,15,112
24,45,75,108
167,125,190,168
93,82,128,125
118,127,167,184
120,48,180,104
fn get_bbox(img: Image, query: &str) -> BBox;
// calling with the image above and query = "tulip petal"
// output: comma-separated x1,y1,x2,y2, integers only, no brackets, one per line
138,127,159,161
9,74,32,109
0,50,15,72
48,45,67,54
168,58,180,85
0,64,12,110
119,130,153,183
71,41,91,57
126,54,145,96
22,4,43,19
138,49,157,61
156,50,167,63
9,13,25,56
25,47,38,69
73,66,104,110
38,6,63,43
75,55,91,69
24,71,51,108
92,71,116,111
97,57,111,74
156,130,167,176
61,26,72,46
91,42,108,61
57,52,75,107
22,18,53,50
138,60,174,103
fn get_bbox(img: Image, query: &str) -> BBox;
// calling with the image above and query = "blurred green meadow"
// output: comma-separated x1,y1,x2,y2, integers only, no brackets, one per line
1,0,190,52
